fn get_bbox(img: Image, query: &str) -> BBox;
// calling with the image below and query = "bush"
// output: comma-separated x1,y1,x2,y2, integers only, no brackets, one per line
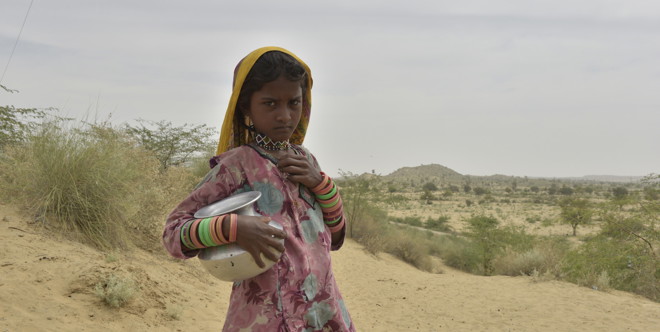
562,235,659,301
425,215,451,232
0,120,187,250
94,274,138,308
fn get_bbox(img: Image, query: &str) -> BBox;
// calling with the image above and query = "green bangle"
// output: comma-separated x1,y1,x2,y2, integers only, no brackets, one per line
198,218,215,247
325,216,343,225
319,197,340,209
316,185,337,200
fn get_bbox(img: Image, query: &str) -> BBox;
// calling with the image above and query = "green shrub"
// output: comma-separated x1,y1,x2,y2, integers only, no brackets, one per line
425,215,451,232
562,235,659,301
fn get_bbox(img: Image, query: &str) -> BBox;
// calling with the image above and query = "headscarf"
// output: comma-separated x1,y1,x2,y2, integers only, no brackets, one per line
215,46,313,156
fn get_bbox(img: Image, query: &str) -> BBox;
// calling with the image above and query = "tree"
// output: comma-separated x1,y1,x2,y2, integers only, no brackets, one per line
0,105,50,149
611,186,631,211
125,120,215,171
473,187,488,195
421,189,435,204
559,185,574,195
466,215,502,275
422,182,438,192
559,197,593,236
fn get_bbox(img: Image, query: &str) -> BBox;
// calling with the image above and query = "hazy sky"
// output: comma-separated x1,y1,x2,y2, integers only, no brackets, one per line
2,1,659,178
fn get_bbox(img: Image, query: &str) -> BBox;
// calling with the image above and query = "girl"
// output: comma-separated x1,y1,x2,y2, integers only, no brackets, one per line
162,46,355,331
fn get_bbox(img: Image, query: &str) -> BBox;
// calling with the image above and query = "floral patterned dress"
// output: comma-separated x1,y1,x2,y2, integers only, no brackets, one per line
163,144,354,331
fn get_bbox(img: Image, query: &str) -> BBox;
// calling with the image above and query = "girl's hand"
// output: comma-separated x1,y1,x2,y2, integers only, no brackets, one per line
235,215,287,268
277,152,323,189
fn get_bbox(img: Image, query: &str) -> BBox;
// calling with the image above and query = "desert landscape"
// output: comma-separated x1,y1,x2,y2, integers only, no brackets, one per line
2,201,659,331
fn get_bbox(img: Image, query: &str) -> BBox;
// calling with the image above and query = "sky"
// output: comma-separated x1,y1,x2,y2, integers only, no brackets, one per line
1,1,659,178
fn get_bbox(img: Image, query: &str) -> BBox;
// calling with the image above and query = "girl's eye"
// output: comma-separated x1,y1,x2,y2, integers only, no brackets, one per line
264,101,276,107
290,99,301,106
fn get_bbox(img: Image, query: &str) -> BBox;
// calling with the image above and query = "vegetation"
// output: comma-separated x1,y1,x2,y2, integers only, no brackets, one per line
124,119,216,171
1,112,657,303
94,274,138,308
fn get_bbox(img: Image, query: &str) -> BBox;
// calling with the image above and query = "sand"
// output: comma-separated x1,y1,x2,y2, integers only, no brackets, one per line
1,203,658,332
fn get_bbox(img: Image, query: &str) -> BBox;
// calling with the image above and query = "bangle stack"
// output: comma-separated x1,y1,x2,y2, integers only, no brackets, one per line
311,172,345,233
180,213,238,250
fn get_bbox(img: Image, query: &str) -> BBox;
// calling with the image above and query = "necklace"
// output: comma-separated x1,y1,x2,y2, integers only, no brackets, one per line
254,132,290,151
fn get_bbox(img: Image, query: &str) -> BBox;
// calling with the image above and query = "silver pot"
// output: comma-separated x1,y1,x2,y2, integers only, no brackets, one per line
194,191,284,282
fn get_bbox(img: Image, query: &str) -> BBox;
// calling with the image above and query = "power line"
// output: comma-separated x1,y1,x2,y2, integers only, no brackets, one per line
0,0,35,85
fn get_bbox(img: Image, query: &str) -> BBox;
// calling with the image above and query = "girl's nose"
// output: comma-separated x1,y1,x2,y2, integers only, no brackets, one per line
275,106,292,122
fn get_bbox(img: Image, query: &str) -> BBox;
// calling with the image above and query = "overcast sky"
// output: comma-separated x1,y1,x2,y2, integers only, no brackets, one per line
1,1,658,178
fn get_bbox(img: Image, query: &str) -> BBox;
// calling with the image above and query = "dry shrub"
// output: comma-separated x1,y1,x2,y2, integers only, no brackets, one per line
386,231,434,272
94,273,138,308
127,166,198,252
344,200,390,255
0,120,196,251
493,248,547,276
493,238,568,277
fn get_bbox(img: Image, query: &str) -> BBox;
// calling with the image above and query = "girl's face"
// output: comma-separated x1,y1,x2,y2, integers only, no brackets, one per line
245,75,303,142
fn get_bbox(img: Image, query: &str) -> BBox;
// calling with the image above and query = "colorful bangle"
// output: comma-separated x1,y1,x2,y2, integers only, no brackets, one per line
215,215,228,244
314,181,334,196
317,194,340,207
209,216,222,245
311,172,330,192
323,207,342,218
229,214,238,243
319,198,340,209
198,218,214,247
327,218,345,233
180,220,196,250
189,219,204,248
325,216,342,226
322,199,343,213
316,185,337,200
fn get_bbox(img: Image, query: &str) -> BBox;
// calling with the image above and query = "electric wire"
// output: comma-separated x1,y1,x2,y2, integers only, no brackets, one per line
1,0,35,85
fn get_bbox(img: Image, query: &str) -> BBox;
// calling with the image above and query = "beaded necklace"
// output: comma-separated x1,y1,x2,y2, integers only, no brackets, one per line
254,132,290,151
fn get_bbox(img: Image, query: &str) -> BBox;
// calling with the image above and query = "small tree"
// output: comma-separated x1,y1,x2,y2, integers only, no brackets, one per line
421,189,435,204
125,119,215,171
422,182,438,192
466,215,502,275
559,197,593,236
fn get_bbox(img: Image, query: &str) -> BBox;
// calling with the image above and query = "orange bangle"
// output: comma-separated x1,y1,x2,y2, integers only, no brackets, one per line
311,172,330,192
209,216,222,245
215,215,228,244
229,214,238,243
322,199,343,213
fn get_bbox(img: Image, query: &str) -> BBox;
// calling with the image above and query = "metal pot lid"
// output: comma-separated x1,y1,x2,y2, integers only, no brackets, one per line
194,191,261,218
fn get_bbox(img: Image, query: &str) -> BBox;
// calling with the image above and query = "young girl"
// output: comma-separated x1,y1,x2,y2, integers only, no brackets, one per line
162,46,355,331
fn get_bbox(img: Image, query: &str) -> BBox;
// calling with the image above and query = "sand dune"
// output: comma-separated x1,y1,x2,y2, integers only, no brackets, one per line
1,203,658,331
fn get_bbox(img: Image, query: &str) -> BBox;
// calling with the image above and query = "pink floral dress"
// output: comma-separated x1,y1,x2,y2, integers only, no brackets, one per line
163,144,354,331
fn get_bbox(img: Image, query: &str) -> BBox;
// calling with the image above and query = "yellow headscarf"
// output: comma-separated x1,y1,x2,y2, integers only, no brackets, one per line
215,46,313,156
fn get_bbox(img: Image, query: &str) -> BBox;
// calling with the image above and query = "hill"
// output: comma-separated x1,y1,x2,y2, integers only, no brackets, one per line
384,164,464,185
1,203,659,331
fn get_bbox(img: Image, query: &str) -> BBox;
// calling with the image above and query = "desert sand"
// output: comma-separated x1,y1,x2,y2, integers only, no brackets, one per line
1,203,658,332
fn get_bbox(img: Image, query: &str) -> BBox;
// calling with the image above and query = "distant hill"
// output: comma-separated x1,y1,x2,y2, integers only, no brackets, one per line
384,164,464,185
568,175,644,183
379,164,645,187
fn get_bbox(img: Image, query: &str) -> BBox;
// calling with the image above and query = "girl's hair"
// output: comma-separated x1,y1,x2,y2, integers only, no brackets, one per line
237,51,308,113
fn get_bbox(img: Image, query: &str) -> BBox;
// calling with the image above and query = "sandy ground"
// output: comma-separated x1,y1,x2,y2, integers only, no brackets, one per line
1,203,659,332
